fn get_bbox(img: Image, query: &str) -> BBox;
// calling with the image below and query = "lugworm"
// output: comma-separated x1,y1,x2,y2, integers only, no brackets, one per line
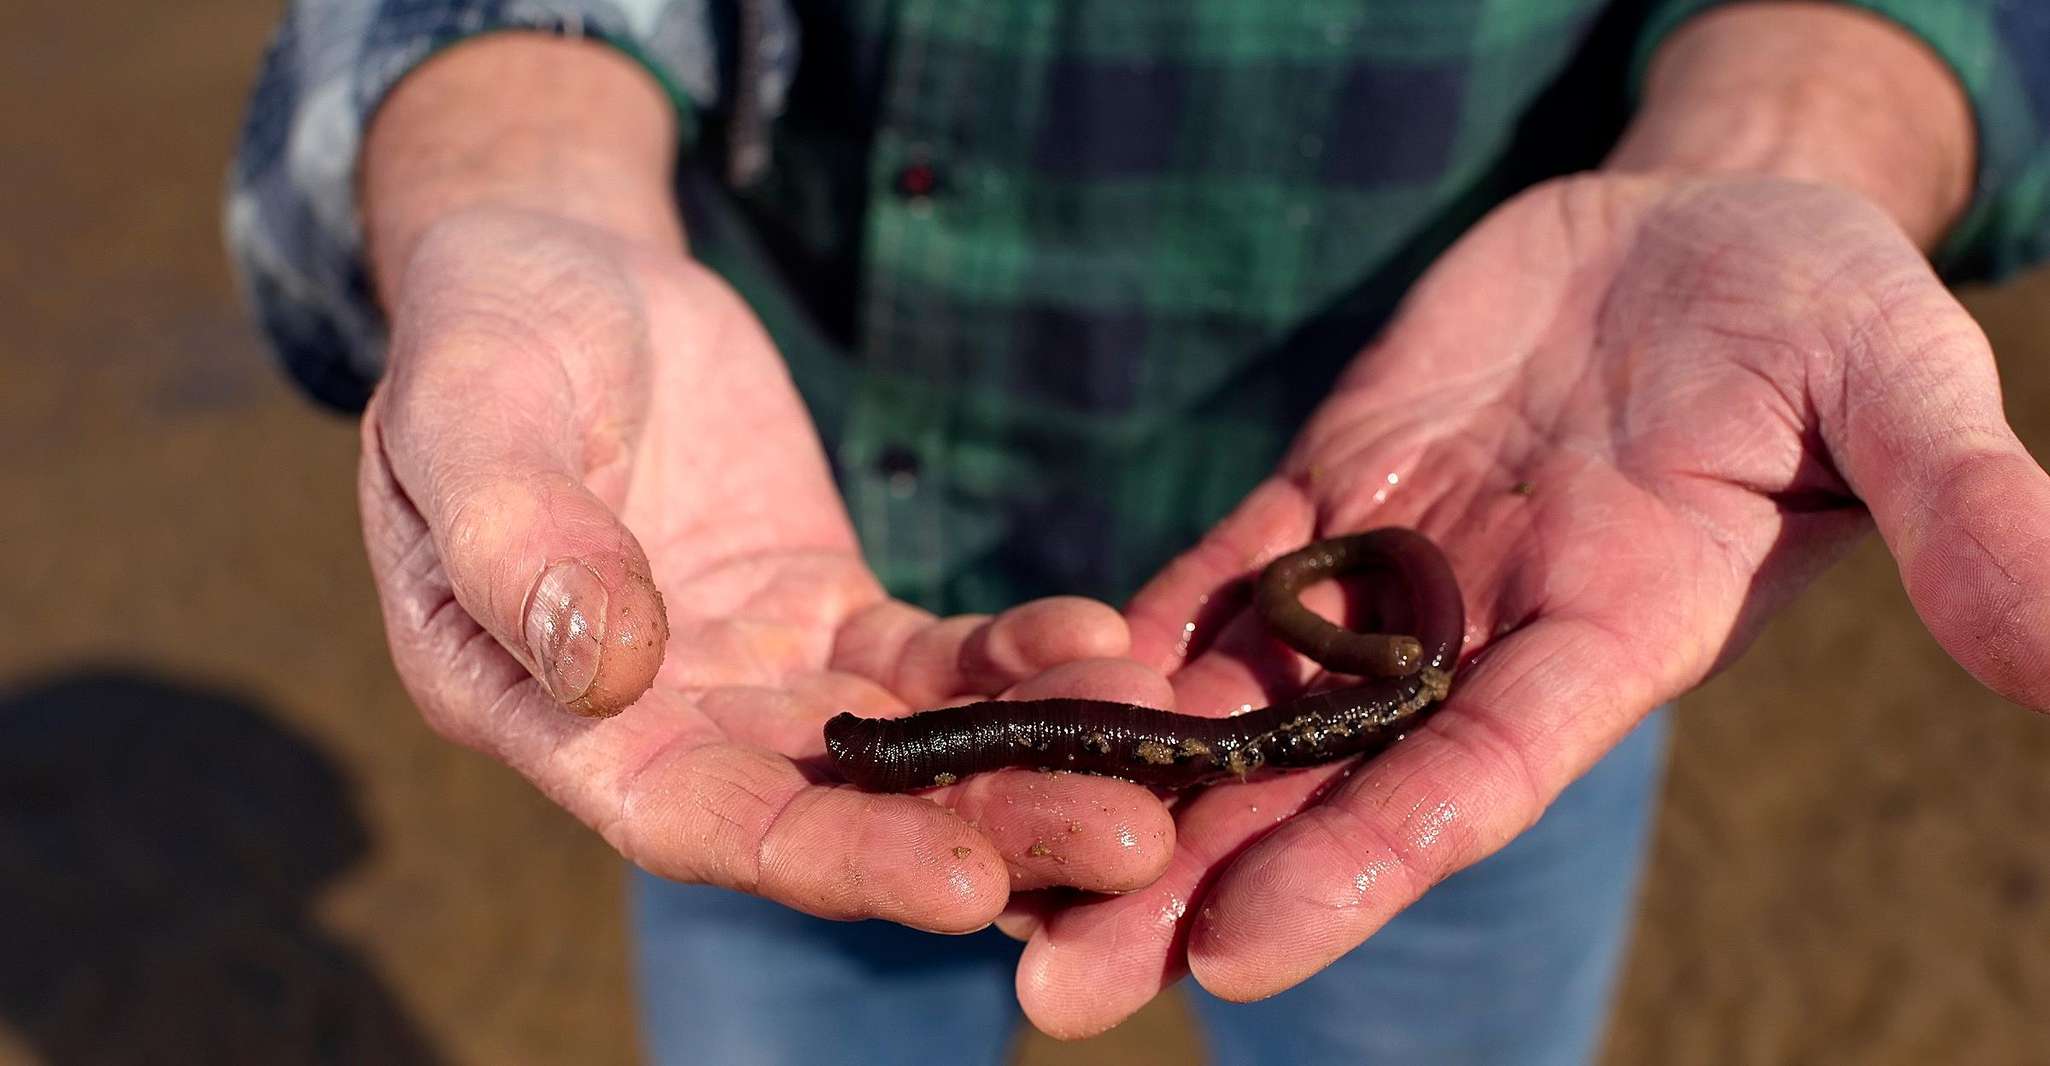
825,528,1464,792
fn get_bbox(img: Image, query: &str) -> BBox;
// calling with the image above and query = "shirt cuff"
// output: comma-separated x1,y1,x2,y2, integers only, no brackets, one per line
225,1,719,411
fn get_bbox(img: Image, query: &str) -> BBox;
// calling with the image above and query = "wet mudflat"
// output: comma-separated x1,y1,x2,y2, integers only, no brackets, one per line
5,4,2046,1063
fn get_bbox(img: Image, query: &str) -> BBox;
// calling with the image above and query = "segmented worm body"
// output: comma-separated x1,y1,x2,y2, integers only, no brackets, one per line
825,528,1464,791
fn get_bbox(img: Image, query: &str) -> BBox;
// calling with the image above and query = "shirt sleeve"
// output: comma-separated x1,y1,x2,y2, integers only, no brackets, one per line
224,0,796,411
1632,0,2050,285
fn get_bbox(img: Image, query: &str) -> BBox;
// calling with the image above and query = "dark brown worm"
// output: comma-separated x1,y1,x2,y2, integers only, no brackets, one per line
825,528,1464,791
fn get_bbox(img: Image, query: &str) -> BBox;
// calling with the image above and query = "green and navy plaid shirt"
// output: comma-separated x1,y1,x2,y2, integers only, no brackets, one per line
229,0,2050,614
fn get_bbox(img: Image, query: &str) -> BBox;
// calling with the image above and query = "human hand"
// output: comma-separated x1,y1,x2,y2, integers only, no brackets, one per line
360,205,1176,929
352,38,1173,935
1009,171,2050,1032
1004,3,2032,1032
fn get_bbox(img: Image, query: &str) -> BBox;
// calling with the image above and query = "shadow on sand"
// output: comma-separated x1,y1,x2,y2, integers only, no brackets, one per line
0,668,442,1065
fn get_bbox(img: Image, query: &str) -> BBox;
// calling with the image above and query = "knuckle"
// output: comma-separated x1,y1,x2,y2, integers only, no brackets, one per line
401,667,489,752
414,696,480,750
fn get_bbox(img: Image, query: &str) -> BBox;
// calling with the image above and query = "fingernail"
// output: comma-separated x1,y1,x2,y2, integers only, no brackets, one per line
524,560,609,705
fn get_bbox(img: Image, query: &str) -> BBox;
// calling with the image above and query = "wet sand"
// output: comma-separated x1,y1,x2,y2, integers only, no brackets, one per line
3,3,2046,1063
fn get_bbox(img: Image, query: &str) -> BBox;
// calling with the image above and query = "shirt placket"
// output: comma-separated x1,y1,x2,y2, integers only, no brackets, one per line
845,0,981,610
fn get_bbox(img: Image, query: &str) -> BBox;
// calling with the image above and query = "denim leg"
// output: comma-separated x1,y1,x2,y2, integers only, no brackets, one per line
630,708,1668,1066
630,875,1023,1066
1190,708,1672,1066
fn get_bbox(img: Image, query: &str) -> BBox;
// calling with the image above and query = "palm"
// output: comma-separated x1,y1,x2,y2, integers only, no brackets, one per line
1015,175,2050,1034
363,213,1173,935
1297,174,1886,689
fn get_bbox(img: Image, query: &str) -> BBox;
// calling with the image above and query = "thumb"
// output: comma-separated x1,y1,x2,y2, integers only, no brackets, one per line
1826,279,2050,710
371,347,669,718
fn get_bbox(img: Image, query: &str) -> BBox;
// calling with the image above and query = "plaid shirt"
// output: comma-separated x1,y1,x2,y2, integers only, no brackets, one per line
229,0,2050,614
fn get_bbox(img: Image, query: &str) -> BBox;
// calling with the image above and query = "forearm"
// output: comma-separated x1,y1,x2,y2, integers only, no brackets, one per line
361,32,684,304
1607,1,1975,251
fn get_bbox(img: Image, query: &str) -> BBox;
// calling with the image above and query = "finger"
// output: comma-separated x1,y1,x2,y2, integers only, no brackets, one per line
359,393,542,743
1004,545,1345,1034
1823,283,2050,709
1015,765,1349,1038
919,658,1179,893
995,892,1058,942
374,350,667,718
1183,614,1655,1001
619,736,1015,932
1162,595,1326,717
835,597,1131,708
969,597,1132,690
1125,479,1317,673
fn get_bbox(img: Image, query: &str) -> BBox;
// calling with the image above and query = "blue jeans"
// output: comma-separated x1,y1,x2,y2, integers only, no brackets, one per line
632,710,1670,1065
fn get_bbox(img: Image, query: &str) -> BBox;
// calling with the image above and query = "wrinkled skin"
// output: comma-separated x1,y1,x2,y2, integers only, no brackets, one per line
1008,174,2050,1036
360,207,1179,935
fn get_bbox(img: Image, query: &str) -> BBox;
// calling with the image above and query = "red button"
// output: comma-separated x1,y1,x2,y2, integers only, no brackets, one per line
895,162,940,199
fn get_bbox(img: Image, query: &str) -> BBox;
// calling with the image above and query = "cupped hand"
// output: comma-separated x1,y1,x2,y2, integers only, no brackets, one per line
1011,173,2050,1034
360,207,1175,933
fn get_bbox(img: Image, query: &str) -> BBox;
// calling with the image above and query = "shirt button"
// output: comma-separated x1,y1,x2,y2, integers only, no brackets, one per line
895,161,942,201
877,444,921,497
